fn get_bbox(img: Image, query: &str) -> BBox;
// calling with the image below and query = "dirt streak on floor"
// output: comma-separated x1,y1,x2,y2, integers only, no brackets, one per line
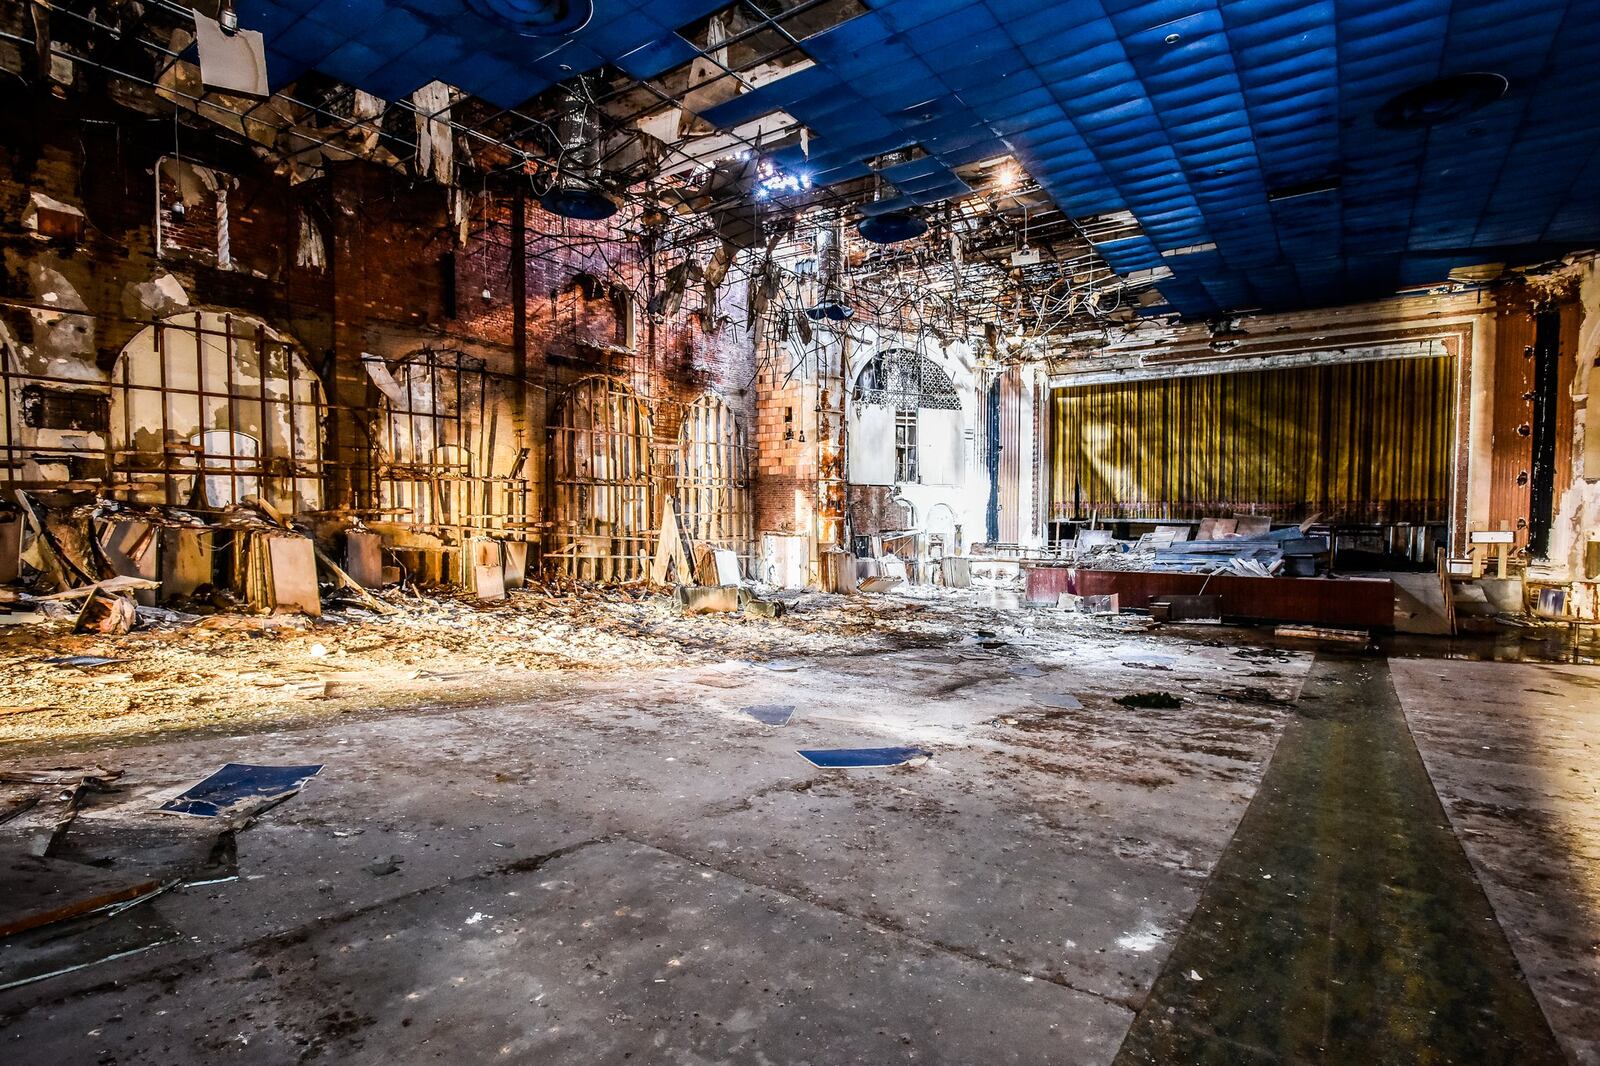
1115,653,1567,1066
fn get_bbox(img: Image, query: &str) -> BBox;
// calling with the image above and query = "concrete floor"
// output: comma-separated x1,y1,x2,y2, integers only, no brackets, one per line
1,596,1597,1064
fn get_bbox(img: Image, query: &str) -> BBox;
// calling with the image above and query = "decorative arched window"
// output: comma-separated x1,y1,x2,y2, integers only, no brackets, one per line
852,349,962,412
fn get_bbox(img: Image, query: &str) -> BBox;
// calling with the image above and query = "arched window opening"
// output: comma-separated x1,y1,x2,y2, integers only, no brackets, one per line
109,311,323,514
674,392,754,571
848,349,963,487
549,375,654,581
373,350,529,538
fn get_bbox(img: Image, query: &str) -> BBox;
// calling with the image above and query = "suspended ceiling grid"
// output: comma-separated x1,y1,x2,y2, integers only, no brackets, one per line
241,0,1600,318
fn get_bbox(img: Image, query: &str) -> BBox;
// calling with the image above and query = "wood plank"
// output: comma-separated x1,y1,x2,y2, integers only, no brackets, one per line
265,534,321,617
0,855,163,939
344,530,384,589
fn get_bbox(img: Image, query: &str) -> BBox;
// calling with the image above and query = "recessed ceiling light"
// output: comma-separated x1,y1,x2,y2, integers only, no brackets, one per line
1376,72,1508,129
467,0,592,37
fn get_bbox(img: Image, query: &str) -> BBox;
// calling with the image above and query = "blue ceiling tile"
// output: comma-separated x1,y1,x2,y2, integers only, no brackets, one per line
236,0,1597,315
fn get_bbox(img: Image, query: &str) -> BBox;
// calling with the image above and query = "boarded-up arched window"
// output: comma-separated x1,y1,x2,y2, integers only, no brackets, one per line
549,375,654,580
675,392,753,568
373,350,529,538
109,311,323,514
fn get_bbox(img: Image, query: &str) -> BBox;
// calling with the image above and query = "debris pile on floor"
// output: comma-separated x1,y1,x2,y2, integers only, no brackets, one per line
1060,520,1330,577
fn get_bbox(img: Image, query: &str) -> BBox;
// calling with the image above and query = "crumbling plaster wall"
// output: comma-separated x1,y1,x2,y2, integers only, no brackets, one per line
109,308,323,512
448,198,761,538
1545,255,1600,580
1,90,765,571
0,93,341,500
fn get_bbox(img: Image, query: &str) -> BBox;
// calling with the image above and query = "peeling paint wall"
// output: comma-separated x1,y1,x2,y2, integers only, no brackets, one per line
1545,257,1600,585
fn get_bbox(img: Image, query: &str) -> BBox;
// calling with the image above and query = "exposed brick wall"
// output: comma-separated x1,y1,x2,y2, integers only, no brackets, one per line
0,84,764,575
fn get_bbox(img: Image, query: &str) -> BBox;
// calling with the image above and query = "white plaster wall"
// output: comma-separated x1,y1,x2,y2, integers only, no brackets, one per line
840,328,989,553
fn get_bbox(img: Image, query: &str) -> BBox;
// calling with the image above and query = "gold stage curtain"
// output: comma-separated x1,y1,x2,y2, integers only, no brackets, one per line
1050,356,1455,524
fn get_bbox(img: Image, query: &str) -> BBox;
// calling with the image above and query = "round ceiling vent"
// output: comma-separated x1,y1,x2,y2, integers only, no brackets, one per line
857,211,928,245
1376,72,1508,129
467,0,593,37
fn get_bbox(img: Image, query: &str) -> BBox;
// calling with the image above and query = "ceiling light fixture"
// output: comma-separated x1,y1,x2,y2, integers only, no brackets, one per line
856,147,928,244
1376,72,1508,129
858,211,928,244
538,85,618,220
805,301,853,322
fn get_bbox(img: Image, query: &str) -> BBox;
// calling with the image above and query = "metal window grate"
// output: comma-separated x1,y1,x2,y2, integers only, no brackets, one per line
107,311,325,513
675,391,755,571
852,348,962,411
375,349,532,540
548,374,655,581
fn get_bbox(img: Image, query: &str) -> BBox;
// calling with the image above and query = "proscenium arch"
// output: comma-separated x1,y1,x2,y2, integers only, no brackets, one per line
108,309,324,513
548,374,654,581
